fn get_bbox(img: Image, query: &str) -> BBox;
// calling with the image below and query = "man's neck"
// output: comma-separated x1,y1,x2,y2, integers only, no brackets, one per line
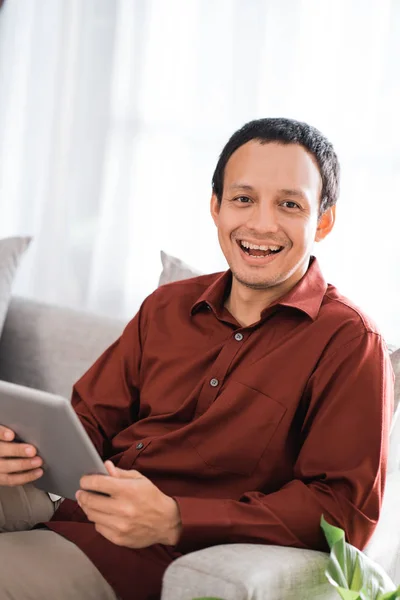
224,281,284,328
225,271,307,328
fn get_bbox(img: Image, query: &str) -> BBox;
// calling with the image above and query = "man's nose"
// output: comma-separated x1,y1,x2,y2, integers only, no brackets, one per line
246,203,280,233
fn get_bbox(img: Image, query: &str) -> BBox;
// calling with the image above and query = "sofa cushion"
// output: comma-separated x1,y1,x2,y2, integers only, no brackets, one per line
0,297,124,399
158,250,201,286
0,237,30,336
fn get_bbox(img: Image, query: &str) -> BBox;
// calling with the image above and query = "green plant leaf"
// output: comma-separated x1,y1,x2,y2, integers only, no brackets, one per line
332,589,361,600
322,516,361,591
379,588,400,599
321,516,397,600
321,515,347,550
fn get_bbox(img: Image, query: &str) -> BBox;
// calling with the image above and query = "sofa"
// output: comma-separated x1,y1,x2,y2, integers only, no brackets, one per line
0,295,399,600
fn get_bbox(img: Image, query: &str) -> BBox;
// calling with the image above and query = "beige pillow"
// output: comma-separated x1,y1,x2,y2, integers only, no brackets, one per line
0,237,31,336
158,250,201,286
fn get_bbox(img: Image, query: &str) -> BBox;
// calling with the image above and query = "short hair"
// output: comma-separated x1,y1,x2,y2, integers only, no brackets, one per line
211,117,340,216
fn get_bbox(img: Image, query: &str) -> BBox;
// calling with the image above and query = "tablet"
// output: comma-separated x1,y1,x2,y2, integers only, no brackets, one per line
0,379,108,500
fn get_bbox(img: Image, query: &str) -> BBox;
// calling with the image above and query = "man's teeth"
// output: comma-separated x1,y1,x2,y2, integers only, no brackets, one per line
240,241,281,251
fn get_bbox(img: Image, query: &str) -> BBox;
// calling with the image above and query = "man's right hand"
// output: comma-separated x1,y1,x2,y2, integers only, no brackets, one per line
0,425,43,486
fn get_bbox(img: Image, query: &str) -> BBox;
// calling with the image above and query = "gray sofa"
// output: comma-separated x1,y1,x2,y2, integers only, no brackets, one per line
0,296,399,600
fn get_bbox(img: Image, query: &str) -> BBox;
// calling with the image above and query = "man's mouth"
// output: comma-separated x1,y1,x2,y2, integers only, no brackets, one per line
237,240,284,258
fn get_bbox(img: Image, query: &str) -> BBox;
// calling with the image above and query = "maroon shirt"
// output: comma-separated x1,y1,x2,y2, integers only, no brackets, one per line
47,257,394,599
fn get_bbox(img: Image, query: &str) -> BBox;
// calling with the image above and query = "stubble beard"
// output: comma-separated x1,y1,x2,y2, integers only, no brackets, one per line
231,268,283,291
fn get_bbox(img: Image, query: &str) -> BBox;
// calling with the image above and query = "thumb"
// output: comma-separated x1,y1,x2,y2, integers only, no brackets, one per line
104,460,118,476
105,461,143,480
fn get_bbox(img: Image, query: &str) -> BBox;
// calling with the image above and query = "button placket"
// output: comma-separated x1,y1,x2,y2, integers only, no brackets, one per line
194,329,251,417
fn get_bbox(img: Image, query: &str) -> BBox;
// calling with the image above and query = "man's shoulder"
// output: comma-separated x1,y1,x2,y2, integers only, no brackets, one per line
299,284,390,377
320,283,382,338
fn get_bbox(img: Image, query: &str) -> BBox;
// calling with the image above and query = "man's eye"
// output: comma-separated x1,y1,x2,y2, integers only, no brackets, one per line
235,196,252,204
282,201,300,209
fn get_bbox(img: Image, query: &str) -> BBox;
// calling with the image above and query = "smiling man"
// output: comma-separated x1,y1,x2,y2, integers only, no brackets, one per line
210,137,334,325
0,118,394,600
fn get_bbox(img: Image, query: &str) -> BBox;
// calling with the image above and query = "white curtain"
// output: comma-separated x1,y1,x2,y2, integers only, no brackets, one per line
0,0,399,345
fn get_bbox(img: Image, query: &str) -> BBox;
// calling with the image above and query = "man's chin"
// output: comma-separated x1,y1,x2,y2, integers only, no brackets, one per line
232,271,281,291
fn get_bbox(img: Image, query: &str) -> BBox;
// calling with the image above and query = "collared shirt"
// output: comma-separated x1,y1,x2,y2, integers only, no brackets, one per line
48,256,394,597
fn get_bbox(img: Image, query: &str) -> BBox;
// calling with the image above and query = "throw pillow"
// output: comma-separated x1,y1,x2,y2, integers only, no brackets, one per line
158,250,201,286
0,236,31,336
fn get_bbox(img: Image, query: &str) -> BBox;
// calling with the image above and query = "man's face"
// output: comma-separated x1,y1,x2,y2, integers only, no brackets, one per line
211,141,333,293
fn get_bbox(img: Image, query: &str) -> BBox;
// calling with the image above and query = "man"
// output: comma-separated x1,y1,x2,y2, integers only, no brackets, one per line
0,118,394,600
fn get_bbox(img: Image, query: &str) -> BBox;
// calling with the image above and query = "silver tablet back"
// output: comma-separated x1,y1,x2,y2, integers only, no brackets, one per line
0,380,107,500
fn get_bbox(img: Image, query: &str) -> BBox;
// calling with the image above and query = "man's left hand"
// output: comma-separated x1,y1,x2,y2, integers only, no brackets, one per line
77,461,182,549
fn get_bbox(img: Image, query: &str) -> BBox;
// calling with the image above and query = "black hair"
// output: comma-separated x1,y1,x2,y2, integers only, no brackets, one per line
212,117,340,216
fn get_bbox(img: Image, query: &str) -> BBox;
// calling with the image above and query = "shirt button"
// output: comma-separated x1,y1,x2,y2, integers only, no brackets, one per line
234,332,244,341
136,442,144,450
210,378,219,387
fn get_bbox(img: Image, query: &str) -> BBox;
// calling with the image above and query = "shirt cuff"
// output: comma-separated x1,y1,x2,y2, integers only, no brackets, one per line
173,496,231,553
48,493,62,502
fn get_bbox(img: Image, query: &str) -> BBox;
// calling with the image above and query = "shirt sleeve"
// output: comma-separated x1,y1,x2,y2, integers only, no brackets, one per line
71,301,148,458
173,331,394,553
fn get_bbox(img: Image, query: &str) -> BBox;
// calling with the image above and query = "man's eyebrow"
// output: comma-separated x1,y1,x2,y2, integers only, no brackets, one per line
278,188,308,200
227,183,255,191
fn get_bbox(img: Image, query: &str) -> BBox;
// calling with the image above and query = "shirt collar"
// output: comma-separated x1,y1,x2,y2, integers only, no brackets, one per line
190,256,327,322
270,256,327,321
191,270,232,317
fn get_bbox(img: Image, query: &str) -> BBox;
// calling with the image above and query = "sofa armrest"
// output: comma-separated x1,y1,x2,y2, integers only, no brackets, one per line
162,472,400,600
161,544,337,600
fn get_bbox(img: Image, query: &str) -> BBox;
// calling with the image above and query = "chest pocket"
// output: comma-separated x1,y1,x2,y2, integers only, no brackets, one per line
189,380,286,476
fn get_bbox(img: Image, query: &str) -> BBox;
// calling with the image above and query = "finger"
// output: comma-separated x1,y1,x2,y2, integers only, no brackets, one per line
80,505,121,531
0,456,43,474
105,465,143,480
0,468,43,487
0,441,38,458
76,489,114,514
77,499,126,533
79,473,121,497
80,473,143,498
105,460,117,476
0,426,15,441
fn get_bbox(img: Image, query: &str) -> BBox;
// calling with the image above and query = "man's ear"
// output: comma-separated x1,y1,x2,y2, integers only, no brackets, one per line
210,193,220,226
315,205,336,242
